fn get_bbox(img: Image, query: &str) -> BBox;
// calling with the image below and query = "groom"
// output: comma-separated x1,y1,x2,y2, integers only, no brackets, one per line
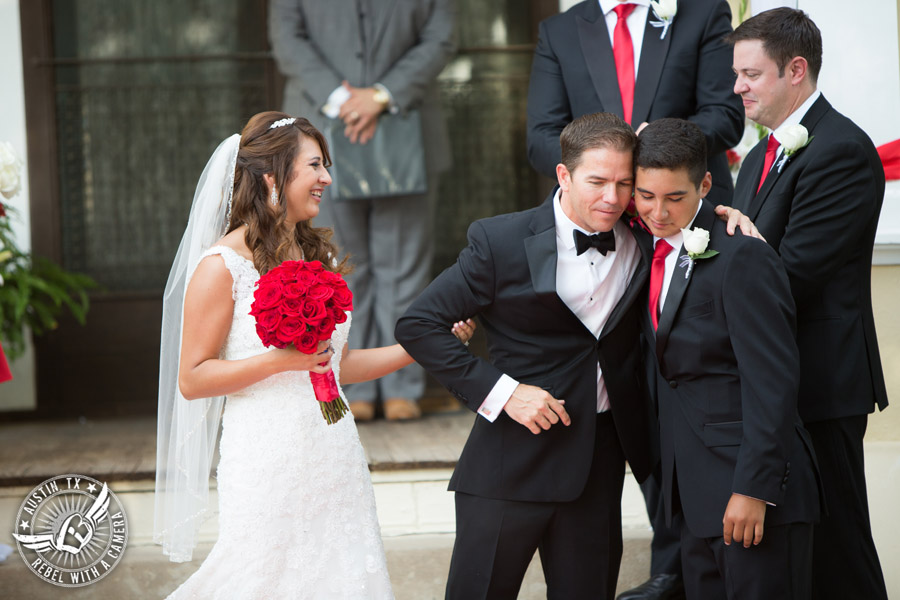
396,112,655,599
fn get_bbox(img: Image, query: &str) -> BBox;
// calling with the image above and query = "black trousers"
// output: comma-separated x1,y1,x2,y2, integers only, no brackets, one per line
639,467,683,576
445,413,626,600
680,521,813,600
805,415,887,600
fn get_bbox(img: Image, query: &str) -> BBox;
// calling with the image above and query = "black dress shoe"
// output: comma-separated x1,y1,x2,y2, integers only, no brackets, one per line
616,574,686,600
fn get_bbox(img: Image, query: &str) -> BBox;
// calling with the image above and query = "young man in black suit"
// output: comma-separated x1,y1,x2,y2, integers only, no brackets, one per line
723,9,889,599
396,112,655,599
633,118,821,599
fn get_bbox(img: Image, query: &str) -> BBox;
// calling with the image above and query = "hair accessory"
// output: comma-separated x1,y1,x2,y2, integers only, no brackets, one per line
269,117,296,129
270,188,279,205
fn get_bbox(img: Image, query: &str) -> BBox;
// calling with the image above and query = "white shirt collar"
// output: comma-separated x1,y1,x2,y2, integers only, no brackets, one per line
772,89,821,144
652,200,703,249
599,0,651,16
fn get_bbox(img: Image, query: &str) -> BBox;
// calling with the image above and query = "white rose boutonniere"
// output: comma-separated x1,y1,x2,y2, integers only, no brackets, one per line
678,227,718,279
649,0,677,40
775,124,813,172
0,142,23,200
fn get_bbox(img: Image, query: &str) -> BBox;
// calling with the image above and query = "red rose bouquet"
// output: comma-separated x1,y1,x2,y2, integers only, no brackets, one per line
249,260,353,424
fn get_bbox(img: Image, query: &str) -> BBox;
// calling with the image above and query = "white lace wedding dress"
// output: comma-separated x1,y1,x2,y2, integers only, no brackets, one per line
167,246,394,599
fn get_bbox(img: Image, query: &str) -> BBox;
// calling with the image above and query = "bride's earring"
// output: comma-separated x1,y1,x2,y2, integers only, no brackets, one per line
270,187,279,206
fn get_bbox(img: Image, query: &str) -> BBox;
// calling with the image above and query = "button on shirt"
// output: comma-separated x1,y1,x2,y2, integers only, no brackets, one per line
477,191,640,420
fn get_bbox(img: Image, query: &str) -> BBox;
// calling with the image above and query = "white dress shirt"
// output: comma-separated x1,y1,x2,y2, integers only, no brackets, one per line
477,191,640,420
599,0,651,81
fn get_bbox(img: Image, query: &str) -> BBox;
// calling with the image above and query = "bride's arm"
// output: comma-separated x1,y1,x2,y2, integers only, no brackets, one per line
178,255,332,400
339,319,476,384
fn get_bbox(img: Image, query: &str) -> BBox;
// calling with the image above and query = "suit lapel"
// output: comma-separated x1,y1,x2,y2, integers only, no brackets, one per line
743,95,832,220
600,216,652,339
576,3,624,119
631,9,673,127
654,201,716,363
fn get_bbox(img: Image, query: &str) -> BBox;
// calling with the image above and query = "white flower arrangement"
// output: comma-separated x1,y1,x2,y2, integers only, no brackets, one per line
679,226,718,279
649,0,677,39
0,142,23,200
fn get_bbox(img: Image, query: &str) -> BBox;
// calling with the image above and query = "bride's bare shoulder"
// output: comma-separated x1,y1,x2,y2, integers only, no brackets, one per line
215,225,254,262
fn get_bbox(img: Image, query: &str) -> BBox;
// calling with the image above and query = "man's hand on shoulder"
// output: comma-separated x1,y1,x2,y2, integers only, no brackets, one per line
714,205,767,241
503,383,571,434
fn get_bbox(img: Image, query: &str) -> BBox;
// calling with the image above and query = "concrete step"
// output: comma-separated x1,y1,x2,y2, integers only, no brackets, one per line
0,531,653,599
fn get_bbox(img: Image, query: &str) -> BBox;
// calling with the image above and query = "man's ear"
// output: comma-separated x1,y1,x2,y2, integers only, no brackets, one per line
556,163,571,192
699,171,713,198
787,56,809,86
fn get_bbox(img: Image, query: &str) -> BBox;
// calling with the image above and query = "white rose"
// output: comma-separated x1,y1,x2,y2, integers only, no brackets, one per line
682,227,710,255
651,0,677,19
0,141,23,200
777,124,809,153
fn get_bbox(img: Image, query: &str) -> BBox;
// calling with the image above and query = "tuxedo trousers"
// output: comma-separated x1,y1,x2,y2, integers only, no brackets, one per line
680,521,812,600
315,186,436,403
639,467,683,576
804,415,888,600
445,413,626,600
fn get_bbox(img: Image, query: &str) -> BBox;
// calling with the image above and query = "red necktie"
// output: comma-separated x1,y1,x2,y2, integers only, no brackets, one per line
757,134,781,192
649,240,673,330
0,342,12,384
613,4,637,124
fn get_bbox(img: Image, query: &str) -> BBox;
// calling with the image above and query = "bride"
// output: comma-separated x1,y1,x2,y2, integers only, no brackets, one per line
154,111,473,599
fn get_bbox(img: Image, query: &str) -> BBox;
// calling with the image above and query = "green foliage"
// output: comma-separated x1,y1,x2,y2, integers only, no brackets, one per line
0,204,98,360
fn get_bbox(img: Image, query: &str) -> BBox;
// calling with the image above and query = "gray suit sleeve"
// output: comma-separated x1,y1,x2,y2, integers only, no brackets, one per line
378,0,457,111
268,0,343,110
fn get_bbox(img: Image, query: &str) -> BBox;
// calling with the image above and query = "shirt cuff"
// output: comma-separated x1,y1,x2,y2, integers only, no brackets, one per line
321,85,350,119
735,492,776,507
373,82,399,115
477,374,518,422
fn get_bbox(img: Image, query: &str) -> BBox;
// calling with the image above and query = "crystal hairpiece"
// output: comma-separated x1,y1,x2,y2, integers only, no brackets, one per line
269,117,297,129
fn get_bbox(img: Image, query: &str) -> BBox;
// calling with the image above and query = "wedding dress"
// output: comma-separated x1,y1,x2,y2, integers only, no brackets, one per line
167,246,393,600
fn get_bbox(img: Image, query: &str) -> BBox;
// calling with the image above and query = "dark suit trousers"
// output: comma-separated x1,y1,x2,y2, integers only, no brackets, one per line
445,413,626,600
805,415,888,600
681,522,812,600
640,468,683,576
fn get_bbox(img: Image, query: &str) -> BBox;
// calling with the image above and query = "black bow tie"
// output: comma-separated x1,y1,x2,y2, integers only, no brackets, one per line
573,229,616,256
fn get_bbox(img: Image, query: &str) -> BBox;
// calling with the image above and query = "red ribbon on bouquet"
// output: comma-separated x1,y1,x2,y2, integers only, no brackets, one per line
250,260,353,424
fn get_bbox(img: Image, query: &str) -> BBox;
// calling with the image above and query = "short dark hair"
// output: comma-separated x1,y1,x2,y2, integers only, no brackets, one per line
634,118,707,187
725,8,822,82
560,112,636,173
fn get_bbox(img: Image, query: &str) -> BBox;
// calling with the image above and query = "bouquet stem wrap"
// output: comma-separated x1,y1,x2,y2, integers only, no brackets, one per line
310,370,347,424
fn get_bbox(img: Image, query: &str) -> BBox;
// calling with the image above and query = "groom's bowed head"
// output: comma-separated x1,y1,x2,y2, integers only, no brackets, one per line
633,119,712,238
556,112,638,235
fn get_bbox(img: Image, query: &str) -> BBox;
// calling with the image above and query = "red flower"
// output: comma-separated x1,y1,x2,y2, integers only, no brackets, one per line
283,282,309,298
256,308,283,337
330,305,348,324
305,261,325,273
307,283,334,302
295,270,318,288
281,296,304,317
0,202,6,218
330,285,353,311
300,299,327,323
252,281,284,312
296,330,319,354
276,317,307,345
315,315,336,340
727,149,741,167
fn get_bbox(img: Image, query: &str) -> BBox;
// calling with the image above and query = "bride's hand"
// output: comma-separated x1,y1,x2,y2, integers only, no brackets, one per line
451,319,477,345
271,340,334,374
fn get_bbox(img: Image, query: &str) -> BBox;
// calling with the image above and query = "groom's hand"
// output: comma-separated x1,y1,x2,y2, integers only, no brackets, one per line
723,493,766,548
503,384,570,434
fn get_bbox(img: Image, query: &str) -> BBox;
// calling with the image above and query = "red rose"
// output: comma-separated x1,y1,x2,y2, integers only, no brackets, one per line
283,282,308,298
330,305,348,324
295,330,319,354
281,296,304,317
307,284,334,302
276,317,307,345
252,280,284,311
726,149,741,167
0,202,6,218
296,270,318,288
300,299,327,323
305,261,324,273
256,308,283,336
330,285,353,311
315,315,336,340
318,270,343,286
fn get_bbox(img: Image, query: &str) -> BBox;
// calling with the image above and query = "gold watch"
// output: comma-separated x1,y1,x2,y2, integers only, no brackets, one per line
372,88,390,107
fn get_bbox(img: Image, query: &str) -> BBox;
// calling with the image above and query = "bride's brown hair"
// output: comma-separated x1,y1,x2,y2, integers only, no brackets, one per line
228,111,350,276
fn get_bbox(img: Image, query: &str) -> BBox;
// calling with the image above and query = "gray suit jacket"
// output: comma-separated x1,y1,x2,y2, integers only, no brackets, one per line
268,0,455,175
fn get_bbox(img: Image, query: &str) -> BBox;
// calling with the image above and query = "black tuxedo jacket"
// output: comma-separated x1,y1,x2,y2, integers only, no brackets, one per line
732,95,888,423
395,194,656,502
640,201,821,538
526,0,743,204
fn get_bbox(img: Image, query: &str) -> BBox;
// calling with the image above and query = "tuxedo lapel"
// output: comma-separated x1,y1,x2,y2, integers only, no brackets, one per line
601,218,652,339
655,201,717,363
576,3,624,120
631,10,673,127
